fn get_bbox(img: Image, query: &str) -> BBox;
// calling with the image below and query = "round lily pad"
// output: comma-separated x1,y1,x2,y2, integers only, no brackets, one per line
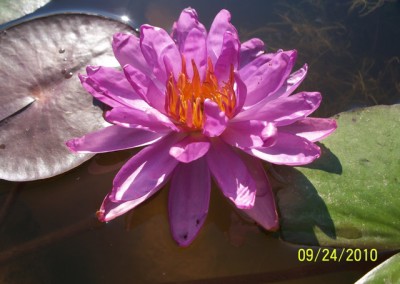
0,14,133,181
0,0,50,25
276,104,400,249
355,253,400,283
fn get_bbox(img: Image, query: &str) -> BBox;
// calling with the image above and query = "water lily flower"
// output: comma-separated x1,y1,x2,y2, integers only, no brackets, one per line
66,8,337,246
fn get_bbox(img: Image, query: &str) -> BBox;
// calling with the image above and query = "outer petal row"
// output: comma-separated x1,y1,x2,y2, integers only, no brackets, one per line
97,134,181,222
110,134,181,202
221,120,276,149
235,92,322,126
239,50,297,108
79,66,147,109
238,153,278,231
112,33,149,75
246,132,321,166
105,106,178,133
66,125,165,153
168,158,211,247
206,139,256,209
279,117,337,142
239,38,265,69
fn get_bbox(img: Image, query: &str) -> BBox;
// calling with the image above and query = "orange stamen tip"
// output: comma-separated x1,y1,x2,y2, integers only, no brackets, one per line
165,57,236,130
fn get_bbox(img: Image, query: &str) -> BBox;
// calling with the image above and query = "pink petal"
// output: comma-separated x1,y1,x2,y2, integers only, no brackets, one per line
235,92,322,126
171,8,207,79
246,132,321,166
221,120,276,149
112,33,149,75
168,158,211,246
66,125,165,153
98,189,159,222
232,73,247,116
123,64,166,113
80,66,146,109
265,64,308,102
122,64,149,97
202,99,228,137
239,38,265,69
181,28,207,80
207,9,238,65
239,52,275,80
206,139,257,209
279,117,337,142
238,153,279,231
169,135,210,163
140,25,182,82
262,123,279,147
239,50,297,108
214,31,240,84
171,8,205,45
105,106,178,132
110,134,180,201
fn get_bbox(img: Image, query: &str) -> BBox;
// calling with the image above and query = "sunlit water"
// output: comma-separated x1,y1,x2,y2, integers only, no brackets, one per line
0,0,399,283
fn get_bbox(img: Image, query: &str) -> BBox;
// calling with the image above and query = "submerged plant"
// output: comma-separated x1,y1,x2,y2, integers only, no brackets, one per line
348,0,396,17
66,8,337,246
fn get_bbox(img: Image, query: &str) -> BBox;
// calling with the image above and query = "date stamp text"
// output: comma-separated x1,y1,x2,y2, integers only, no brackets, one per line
297,248,378,262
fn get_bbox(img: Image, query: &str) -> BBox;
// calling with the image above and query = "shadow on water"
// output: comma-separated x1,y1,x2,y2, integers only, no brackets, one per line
272,143,343,246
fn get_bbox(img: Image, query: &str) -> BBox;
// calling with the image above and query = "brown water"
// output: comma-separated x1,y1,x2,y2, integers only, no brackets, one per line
1,0,399,283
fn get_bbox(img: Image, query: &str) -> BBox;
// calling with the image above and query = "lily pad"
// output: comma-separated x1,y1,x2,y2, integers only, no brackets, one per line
0,14,133,181
355,253,400,283
276,105,400,249
0,0,50,25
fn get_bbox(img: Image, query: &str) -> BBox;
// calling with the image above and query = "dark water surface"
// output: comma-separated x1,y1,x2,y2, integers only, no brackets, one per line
1,0,399,283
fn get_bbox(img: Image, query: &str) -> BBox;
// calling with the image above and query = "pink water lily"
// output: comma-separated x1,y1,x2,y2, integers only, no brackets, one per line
66,8,337,246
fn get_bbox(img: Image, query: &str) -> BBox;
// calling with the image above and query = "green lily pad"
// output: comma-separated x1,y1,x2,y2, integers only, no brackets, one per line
276,104,400,249
355,253,400,283
0,0,50,25
0,14,133,181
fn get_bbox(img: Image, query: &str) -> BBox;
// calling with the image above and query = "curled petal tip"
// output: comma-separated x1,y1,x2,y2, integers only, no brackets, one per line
175,236,194,247
268,221,280,232
112,32,125,41
112,33,131,50
219,9,231,19
183,7,198,15
78,73,87,82
235,203,255,210
86,65,101,74
65,139,78,153
96,210,107,222
332,119,338,130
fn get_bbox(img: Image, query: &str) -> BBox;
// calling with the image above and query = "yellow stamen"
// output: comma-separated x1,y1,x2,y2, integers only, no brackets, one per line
165,56,236,130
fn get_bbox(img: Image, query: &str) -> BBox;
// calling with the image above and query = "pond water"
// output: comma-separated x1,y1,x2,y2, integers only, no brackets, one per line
0,0,399,283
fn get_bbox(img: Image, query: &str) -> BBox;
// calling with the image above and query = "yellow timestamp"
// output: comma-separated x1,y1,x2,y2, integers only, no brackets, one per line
297,248,378,262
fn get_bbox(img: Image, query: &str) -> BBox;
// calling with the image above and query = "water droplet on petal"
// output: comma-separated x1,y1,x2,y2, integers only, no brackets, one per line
61,68,67,74
63,57,67,61
64,71,73,79
59,48,65,53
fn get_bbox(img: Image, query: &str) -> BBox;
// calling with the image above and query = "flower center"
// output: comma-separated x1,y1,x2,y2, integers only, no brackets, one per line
165,56,236,130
